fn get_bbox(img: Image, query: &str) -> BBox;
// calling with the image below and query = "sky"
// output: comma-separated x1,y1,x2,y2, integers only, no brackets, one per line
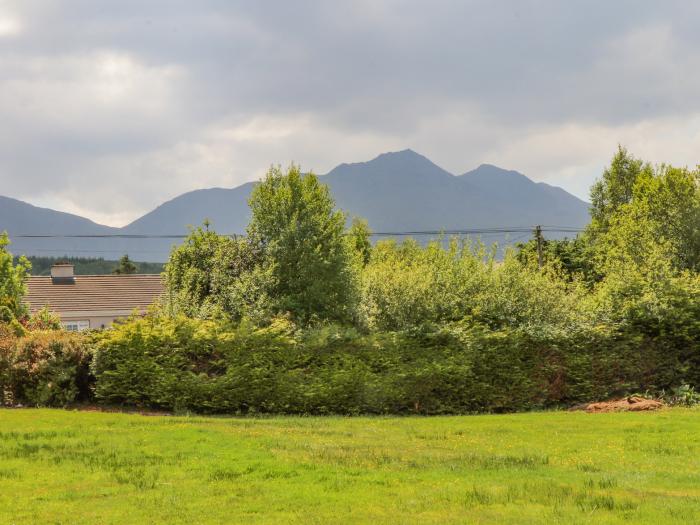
1,0,699,227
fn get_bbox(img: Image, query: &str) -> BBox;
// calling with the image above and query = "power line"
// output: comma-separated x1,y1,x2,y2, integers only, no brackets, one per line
8,234,193,239
5,226,586,239
20,248,170,254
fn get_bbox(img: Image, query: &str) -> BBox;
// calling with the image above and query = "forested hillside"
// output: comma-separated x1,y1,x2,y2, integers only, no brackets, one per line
18,256,164,276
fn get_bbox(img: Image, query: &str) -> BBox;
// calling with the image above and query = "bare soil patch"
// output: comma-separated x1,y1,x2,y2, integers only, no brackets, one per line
577,396,665,413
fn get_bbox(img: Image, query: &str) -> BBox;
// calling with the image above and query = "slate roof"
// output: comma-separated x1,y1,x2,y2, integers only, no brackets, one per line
25,274,164,314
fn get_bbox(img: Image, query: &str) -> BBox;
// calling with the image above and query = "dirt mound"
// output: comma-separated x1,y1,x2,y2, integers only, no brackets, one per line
582,396,664,413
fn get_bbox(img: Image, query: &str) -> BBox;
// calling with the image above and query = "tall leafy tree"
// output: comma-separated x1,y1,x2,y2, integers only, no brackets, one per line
589,146,652,236
587,147,700,274
347,217,372,266
248,164,357,323
632,165,700,271
0,233,31,322
593,162,700,273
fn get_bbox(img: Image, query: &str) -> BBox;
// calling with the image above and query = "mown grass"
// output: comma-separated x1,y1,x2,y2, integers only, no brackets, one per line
1,409,699,524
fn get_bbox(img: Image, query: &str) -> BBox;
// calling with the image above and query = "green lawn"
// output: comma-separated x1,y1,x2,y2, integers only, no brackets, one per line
1,409,699,524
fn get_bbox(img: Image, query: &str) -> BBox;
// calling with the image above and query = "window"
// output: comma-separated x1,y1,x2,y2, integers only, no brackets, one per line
62,320,90,332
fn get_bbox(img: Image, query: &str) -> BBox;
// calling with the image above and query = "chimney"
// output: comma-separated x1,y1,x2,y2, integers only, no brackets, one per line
51,263,75,284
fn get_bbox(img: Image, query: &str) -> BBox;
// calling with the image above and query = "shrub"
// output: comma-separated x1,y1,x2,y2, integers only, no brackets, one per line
91,315,693,415
662,384,700,407
24,305,62,331
360,239,583,331
0,325,92,407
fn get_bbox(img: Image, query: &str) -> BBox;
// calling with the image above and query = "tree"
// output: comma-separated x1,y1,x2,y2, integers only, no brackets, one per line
515,236,597,284
631,165,700,271
347,217,372,266
248,164,358,324
0,233,31,322
589,146,651,236
112,254,138,275
163,226,265,320
592,162,700,274
586,147,700,275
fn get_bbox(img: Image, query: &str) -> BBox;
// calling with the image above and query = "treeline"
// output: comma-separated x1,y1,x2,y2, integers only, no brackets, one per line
0,148,699,413
16,256,164,276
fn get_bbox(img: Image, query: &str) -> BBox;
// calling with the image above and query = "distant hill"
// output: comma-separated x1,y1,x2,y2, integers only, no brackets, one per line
0,195,132,260
17,256,164,276
122,183,256,236
0,195,117,235
1,150,590,261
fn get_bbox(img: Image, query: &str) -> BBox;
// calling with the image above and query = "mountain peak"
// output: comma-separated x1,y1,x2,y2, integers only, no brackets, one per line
326,149,453,182
374,148,421,160
368,148,435,167
461,164,533,186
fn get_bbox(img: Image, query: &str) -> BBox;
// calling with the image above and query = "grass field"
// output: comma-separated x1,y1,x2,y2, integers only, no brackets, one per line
1,409,699,524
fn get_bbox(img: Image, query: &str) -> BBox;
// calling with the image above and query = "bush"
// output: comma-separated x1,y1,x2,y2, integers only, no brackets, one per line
0,325,92,406
360,239,583,331
91,315,693,415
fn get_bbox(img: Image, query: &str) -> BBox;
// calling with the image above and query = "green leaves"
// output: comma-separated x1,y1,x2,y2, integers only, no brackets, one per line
112,254,138,275
0,327,91,407
0,233,30,322
589,150,700,274
360,238,582,332
163,226,266,321
247,165,358,324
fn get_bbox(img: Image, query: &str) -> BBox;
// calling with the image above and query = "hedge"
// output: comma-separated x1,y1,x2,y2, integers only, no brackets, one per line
90,316,692,415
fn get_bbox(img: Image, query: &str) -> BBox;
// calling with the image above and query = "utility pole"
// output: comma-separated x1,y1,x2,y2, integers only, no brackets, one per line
535,225,544,269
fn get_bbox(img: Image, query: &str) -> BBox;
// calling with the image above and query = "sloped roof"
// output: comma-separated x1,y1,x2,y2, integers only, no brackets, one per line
25,274,164,314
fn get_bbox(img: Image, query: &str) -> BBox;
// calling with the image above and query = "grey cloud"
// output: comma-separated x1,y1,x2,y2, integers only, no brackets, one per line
1,1,699,224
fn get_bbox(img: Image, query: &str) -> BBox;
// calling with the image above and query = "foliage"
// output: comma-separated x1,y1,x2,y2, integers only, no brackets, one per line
662,384,700,407
634,165,700,271
360,238,582,332
112,254,138,275
587,148,700,273
347,217,373,266
24,305,62,331
581,154,700,383
0,325,92,407
588,145,652,238
163,226,266,321
516,236,599,285
91,314,692,415
0,233,30,323
8,146,696,416
130,147,699,416
247,164,358,324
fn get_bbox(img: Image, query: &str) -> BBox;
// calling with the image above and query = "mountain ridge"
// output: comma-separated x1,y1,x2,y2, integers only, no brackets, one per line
1,150,590,261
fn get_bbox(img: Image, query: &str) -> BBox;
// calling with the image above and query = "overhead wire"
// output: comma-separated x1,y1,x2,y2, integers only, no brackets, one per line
6,226,586,240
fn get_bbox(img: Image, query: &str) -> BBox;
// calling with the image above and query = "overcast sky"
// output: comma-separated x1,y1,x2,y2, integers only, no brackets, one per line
1,1,699,226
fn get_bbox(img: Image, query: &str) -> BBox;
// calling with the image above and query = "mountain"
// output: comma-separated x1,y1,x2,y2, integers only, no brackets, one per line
458,163,591,228
324,151,589,232
0,195,117,235
123,183,255,235
1,150,591,261
0,196,129,260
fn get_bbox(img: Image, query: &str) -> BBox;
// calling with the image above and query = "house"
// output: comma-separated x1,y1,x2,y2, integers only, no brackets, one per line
25,263,164,331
